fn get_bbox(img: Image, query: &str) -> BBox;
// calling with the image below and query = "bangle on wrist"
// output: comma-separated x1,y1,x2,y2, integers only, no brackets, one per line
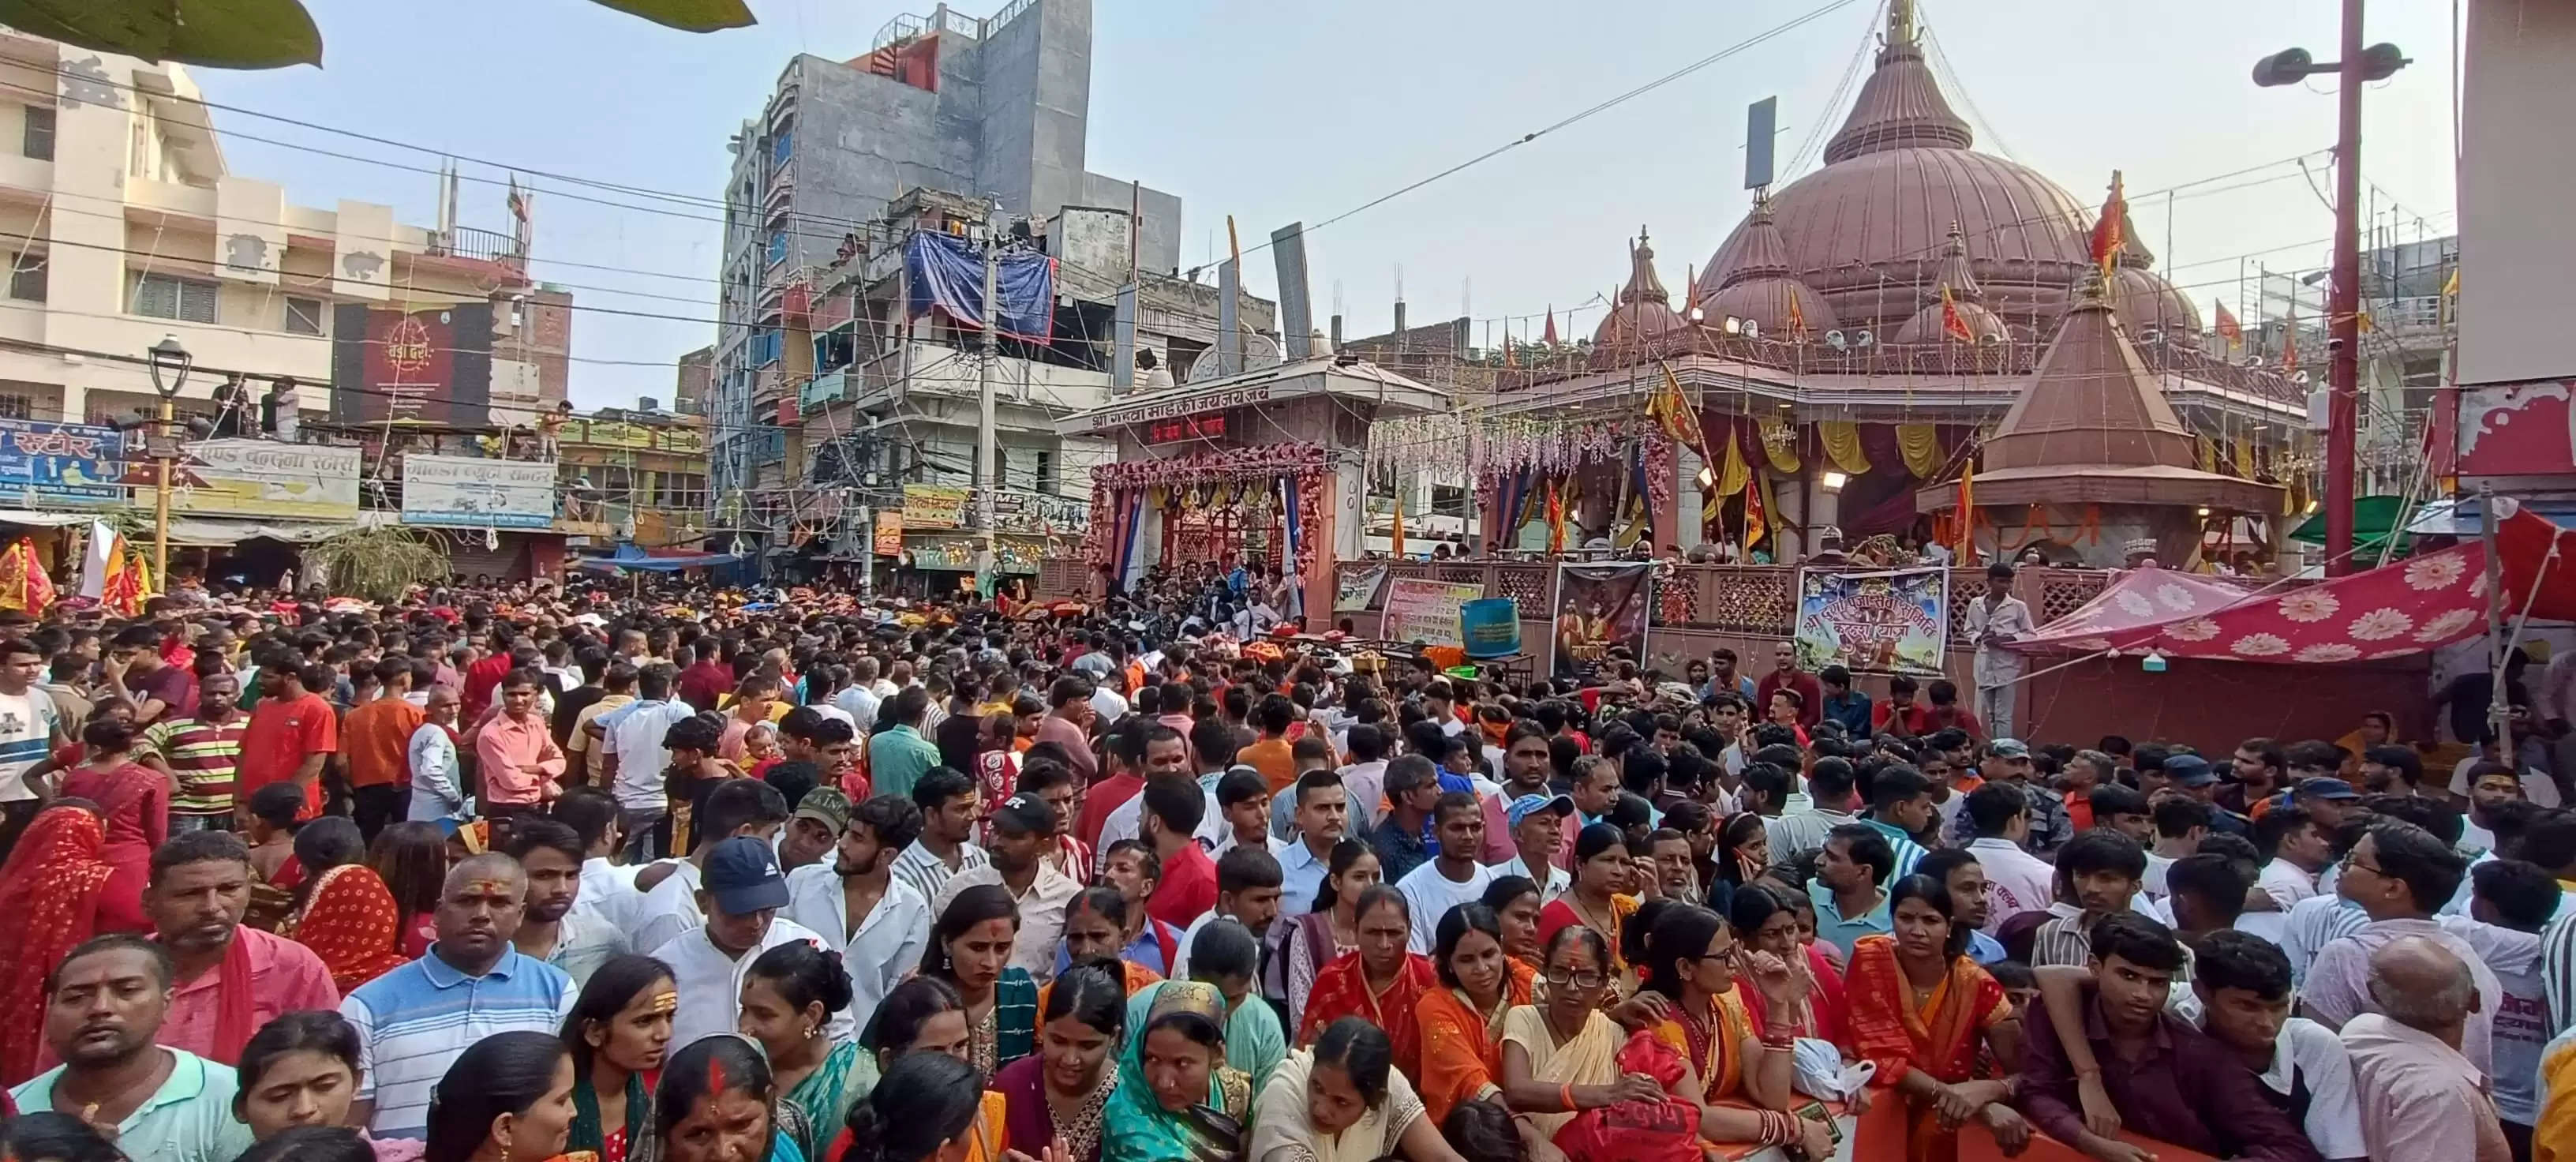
1560,1082,1577,1111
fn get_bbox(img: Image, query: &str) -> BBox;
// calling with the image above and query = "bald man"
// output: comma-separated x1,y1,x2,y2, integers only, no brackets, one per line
339,852,579,1141
2341,935,2512,1162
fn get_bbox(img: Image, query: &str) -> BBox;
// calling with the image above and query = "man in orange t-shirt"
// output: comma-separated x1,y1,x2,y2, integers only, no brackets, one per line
1240,693,1299,794
341,658,425,838
238,661,340,818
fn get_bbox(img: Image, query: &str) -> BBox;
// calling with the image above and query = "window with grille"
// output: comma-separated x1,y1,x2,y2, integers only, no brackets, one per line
132,273,218,323
21,107,52,161
0,394,30,420
6,254,43,302
284,296,324,335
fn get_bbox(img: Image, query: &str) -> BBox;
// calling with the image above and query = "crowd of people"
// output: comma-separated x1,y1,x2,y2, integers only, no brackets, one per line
0,569,2565,1162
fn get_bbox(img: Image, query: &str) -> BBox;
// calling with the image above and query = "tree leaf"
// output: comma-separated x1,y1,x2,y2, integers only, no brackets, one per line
0,0,323,69
583,0,756,33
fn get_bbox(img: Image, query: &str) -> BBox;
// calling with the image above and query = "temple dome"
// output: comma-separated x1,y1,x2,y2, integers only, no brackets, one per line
1694,2,2096,338
1893,297,2008,344
2110,267,2203,339
1695,201,1839,339
1593,228,1687,345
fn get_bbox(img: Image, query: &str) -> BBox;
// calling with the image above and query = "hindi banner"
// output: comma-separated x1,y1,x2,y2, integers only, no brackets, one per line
1552,561,1654,680
1795,566,1951,677
1335,563,1389,611
1383,578,1485,647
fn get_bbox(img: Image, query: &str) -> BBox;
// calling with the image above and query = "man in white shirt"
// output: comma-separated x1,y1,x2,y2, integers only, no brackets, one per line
1492,793,1574,905
784,787,931,1037
594,663,697,861
631,778,792,956
1397,792,1496,954
1209,768,1286,858
1170,846,1286,980
1963,563,2035,740
2256,804,2333,911
1961,783,2054,934
1335,725,1393,833
2185,931,2370,1162
650,838,844,1049
932,793,1080,984
835,658,884,727
889,767,989,905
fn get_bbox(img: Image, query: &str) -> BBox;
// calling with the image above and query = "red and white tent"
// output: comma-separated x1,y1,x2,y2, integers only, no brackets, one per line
2006,500,2576,663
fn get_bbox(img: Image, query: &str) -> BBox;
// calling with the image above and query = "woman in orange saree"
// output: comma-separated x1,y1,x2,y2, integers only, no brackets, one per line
0,801,113,1086
1294,886,1436,1082
1413,904,1537,1126
1634,902,1827,1158
1843,876,2029,1162
290,859,413,994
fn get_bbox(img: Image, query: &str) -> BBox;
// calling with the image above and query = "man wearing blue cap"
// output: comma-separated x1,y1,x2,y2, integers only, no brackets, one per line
1495,793,1574,905
2166,753,2252,838
652,835,839,1049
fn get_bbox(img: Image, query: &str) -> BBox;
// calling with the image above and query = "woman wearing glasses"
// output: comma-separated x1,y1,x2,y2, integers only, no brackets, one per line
1635,903,1829,1156
1493,925,1667,1142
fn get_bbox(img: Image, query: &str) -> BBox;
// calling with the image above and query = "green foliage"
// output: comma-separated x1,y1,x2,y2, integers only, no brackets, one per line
300,525,451,603
0,0,754,70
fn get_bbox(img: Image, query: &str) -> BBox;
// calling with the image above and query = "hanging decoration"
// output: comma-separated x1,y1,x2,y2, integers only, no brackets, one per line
1756,418,1803,473
1816,420,1872,476
1642,434,1676,537
1895,424,1944,478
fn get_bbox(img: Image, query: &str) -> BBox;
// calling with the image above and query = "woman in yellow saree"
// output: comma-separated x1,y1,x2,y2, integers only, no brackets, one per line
1843,875,2030,1162
1496,925,1662,1149
1633,903,1829,1158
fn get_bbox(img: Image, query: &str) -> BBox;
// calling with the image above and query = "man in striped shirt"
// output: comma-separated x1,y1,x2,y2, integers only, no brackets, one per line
140,669,249,831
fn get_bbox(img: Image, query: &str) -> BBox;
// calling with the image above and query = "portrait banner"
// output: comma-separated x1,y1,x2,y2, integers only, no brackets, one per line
1383,578,1485,647
1552,561,1654,680
1795,566,1951,677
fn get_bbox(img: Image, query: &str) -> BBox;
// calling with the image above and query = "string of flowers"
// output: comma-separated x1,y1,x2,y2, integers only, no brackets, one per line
1091,442,1327,489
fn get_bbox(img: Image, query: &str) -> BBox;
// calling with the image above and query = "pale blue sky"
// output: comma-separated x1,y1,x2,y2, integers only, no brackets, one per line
197,0,2462,407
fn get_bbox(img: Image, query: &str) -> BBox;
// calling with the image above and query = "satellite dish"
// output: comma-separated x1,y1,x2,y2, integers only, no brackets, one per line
1854,329,1875,348
1825,330,1847,350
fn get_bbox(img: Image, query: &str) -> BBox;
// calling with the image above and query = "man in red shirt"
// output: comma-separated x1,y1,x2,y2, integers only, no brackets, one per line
1754,639,1825,731
459,628,518,724
1140,776,1217,928
1075,718,1146,855
1872,673,1932,739
676,643,736,713
238,661,339,818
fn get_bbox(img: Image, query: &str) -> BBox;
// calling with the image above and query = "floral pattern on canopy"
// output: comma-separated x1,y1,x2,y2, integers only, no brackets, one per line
1086,442,1329,579
2002,541,2515,663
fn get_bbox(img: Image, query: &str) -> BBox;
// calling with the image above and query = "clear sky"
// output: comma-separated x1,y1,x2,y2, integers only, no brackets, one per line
196,0,2462,407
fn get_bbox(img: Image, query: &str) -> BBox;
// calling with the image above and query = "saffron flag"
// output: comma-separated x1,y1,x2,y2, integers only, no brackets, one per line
1743,472,1766,549
1954,455,1975,563
1390,496,1406,557
1941,286,1974,343
1646,361,1706,452
2088,170,2126,277
0,536,53,616
1784,291,1807,340
1545,478,1566,555
2214,301,2244,350
1542,307,1559,346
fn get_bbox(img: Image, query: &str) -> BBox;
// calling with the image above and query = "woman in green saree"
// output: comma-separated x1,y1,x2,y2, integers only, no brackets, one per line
1102,980,1253,1162
739,941,864,1162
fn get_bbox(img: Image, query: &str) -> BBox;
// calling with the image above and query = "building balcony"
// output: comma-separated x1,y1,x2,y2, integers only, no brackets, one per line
799,365,850,410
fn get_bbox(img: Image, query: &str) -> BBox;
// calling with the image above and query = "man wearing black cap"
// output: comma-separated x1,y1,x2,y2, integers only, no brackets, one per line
2166,753,2252,838
931,793,1080,984
651,835,838,1048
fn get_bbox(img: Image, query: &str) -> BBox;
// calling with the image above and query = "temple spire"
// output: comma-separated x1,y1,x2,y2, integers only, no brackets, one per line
1888,0,1918,51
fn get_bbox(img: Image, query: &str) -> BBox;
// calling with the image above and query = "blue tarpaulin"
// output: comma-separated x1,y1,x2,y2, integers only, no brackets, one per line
904,231,1057,340
574,542,740,573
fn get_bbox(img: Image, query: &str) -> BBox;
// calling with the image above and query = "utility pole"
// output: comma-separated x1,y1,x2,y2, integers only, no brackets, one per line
975,218,1001,596
2254,6,2405,577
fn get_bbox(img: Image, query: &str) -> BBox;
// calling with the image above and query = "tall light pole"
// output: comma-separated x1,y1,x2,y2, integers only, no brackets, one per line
2254,8,2407,576
144,335,193,583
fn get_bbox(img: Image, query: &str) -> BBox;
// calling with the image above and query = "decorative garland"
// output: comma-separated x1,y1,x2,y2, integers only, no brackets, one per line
1643,435,1675,530
1466,414,1646,484
1091,442,1327,489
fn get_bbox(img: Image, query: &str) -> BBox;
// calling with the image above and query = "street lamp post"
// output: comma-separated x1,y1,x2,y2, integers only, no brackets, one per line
2254,6,2408,576
144,335,194,583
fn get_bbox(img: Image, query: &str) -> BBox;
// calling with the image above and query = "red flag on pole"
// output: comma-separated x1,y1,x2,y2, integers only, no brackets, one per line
2088,170,2126,278
1542,307,1559,346
1941,286,1974,343
2214,301,2244,350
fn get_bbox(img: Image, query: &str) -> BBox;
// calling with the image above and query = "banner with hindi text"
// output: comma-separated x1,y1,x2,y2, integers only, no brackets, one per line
1795,566,1950,677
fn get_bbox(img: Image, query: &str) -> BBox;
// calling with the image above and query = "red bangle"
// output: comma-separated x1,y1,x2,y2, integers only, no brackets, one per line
1560,1082,1577,1110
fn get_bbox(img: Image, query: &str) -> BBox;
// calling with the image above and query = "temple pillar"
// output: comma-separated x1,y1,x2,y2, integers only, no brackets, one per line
1676,444,1706,550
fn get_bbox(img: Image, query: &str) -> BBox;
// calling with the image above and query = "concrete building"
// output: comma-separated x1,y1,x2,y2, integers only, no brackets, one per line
554,404,711,555
674,344,713,418
708,0,1184,537
0,32,549,429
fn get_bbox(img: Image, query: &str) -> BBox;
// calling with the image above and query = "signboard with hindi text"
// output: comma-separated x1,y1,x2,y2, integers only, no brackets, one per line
873,511,904,556
1795,566,1951,677
1383,578,1484,647
400,455,559,529
903,484,970,530
172,439,361,520
1335,563,1390,611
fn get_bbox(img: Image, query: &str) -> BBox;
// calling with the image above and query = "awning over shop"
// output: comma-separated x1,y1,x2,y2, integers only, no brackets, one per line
2287,496,2414,552
573,542,740,573
165,518,359,546
2405,495,2576,537
0,509,103,528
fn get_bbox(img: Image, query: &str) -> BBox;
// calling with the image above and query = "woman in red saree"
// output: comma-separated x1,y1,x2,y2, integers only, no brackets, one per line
1728,881,1848,1045
1294,885,1436,1082
56,718,167,935
1413,903,1536,1126
1844,876,2029,1162
290,858,414,995
0,801,113,1085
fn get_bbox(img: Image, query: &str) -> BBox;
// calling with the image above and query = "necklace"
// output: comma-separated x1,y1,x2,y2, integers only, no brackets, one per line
1571,894,1616,935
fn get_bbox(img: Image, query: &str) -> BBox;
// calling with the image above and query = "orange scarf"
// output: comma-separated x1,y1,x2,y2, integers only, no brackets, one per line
1843,935,2009,1162
291,864,413,995
1298,951,1437,1081
0,808,112,1085
1414,959,1536,1125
